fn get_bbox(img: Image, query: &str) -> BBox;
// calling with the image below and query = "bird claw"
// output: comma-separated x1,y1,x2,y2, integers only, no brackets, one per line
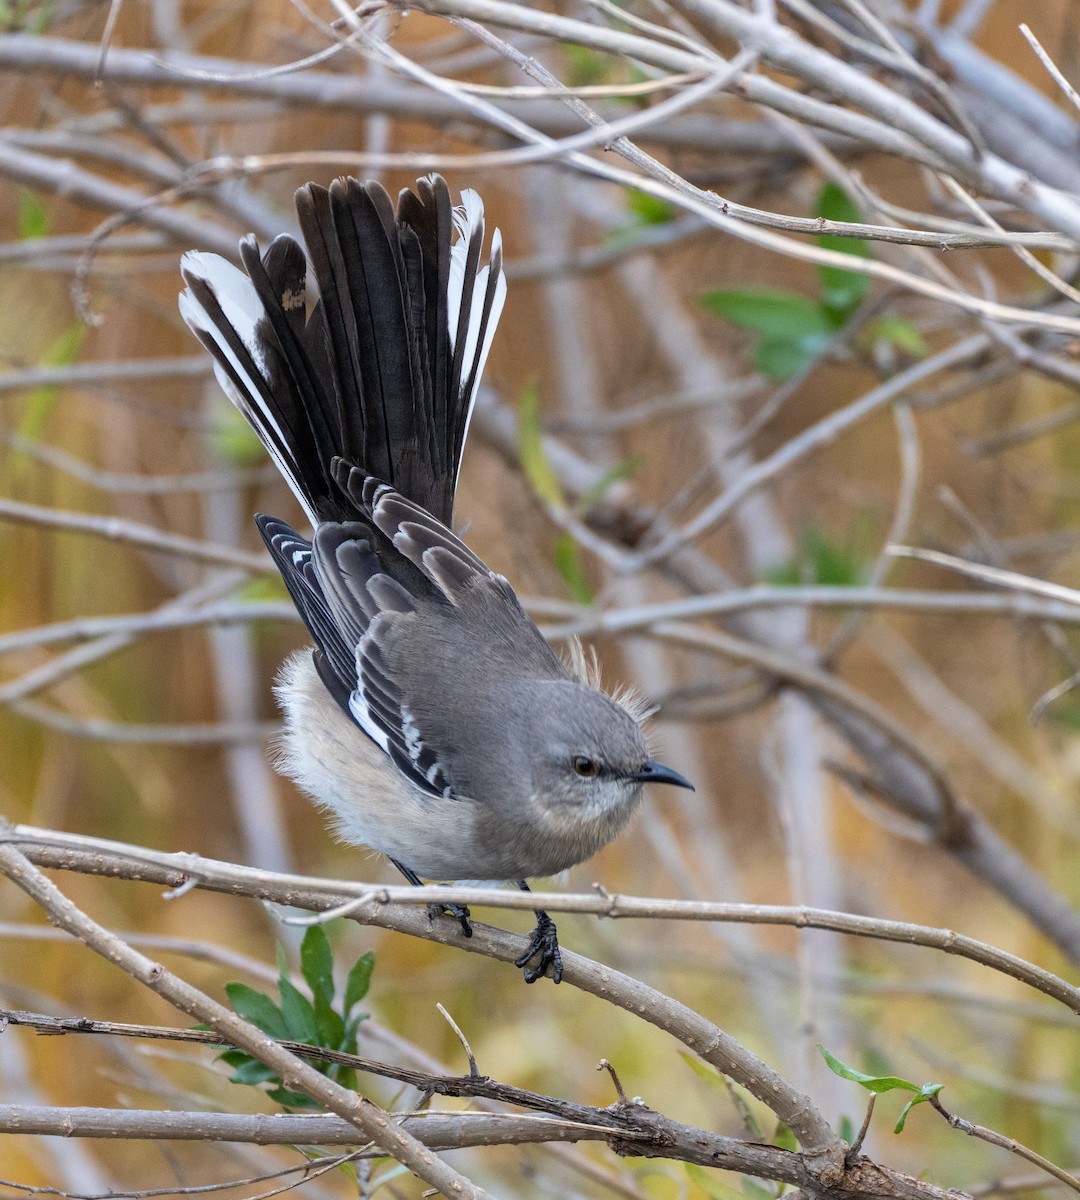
427,901,473,937
514,909,563,984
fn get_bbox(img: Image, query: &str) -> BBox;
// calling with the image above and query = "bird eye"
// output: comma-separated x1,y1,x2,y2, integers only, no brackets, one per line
572,755,600,778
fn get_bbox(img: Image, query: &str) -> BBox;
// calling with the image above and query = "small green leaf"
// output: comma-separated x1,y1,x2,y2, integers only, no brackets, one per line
218,1048,252,1068
772,1121,797,1151
753,335,826,381
816,181,862,227
212,397,267,465
344,951,375,1013
679,1052,728,1092
815,182,871,318
229,1058,280,1086
626,188,675,227
685,1163,747,1200
894,1098,917,1133
766,517,875,587
679,1054,762,1140
564,43,611,87
344,1012,367,1045
576,453,644,514
267,1085,319,1111
701,289,832,340
818,265,870,322
554,532,593,604
368,1162,412,1192
314,989,346,1049
867,315,926,358
18,188,49,240
819,1045,921,1094
894,1083,943,1134
234,574,290,603
224,982,289,1040
837,1114,855,1144
518,382,563,506
278,976,319,1045
301,925,335,1006
16,323,85,444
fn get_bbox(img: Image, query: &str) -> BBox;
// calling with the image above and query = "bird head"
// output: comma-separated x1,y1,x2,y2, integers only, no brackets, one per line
491,678,694,819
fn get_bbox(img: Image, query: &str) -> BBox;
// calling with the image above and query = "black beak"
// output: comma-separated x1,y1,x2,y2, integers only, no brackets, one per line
626,759,695,791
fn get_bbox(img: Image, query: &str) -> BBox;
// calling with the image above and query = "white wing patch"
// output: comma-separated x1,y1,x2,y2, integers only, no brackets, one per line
348,644,391,754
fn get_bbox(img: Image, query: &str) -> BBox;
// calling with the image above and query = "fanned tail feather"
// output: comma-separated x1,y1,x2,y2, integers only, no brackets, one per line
179,174,506,527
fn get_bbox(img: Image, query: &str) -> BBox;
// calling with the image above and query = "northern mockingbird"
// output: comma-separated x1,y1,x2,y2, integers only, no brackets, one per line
179,174,692,983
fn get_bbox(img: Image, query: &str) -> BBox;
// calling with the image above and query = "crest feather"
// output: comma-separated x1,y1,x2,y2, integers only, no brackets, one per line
559,636,657,731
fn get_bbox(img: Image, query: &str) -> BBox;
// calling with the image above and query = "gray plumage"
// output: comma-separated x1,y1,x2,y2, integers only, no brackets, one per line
179,174,692,982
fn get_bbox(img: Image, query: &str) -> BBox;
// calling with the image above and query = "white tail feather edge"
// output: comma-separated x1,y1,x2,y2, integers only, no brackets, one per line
179,251,317,524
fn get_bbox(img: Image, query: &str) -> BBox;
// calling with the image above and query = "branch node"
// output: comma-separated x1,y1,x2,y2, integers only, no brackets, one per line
597,1057,630,1105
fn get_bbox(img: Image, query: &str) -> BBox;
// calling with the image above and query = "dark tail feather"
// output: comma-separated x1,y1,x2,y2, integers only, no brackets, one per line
179,174,506,526
180,240,329,523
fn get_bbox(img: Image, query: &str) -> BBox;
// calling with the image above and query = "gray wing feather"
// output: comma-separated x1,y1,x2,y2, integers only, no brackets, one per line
311,520,454,796
308,476,567,801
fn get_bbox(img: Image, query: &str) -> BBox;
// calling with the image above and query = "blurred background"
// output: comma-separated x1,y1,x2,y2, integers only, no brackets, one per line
3,0,1080,1195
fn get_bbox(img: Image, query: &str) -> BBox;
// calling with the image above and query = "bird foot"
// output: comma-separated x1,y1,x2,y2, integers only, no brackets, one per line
427,901,473,938
515,909,563,984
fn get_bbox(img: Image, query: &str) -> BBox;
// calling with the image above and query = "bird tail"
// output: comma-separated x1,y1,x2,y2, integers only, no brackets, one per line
179,174,506,526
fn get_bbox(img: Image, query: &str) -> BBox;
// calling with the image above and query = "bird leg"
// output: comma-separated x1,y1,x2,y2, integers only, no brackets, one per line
513,881,563,984
391,858,472,938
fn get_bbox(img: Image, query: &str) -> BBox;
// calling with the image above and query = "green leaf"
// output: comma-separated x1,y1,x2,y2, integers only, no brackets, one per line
267,1085,320,1111
278,976,319,1045
894,1084,943,1134
518,382,563,506
313,989,346,1049
16,323,85,445
685,1163,748,1200
301,925,335,1006
233,574,290,603
230,1058,280,1086
368,1163,413,1193
819,1045,920,1094
753,335,827,381
18,189,49,240
679,1055,762,1140
626,188,675,227
212,397,267,465
701,289,832,339
766,516,875,587
331,1064,358,1093
224,982,289,1040
772,1121,797,1151
564,43,611,87
815,180,867,230
815,182,871,318
803,524,863,586
344,951,375,1013
894,1097,917,1134
554,532,593,604
818,265,870,321
344,1012,367,1046
679,1052,730,1094
576,453,644,513
867,315,926,358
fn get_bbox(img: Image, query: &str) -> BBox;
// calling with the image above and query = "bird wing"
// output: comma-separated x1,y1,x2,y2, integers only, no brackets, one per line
306,473,568,801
